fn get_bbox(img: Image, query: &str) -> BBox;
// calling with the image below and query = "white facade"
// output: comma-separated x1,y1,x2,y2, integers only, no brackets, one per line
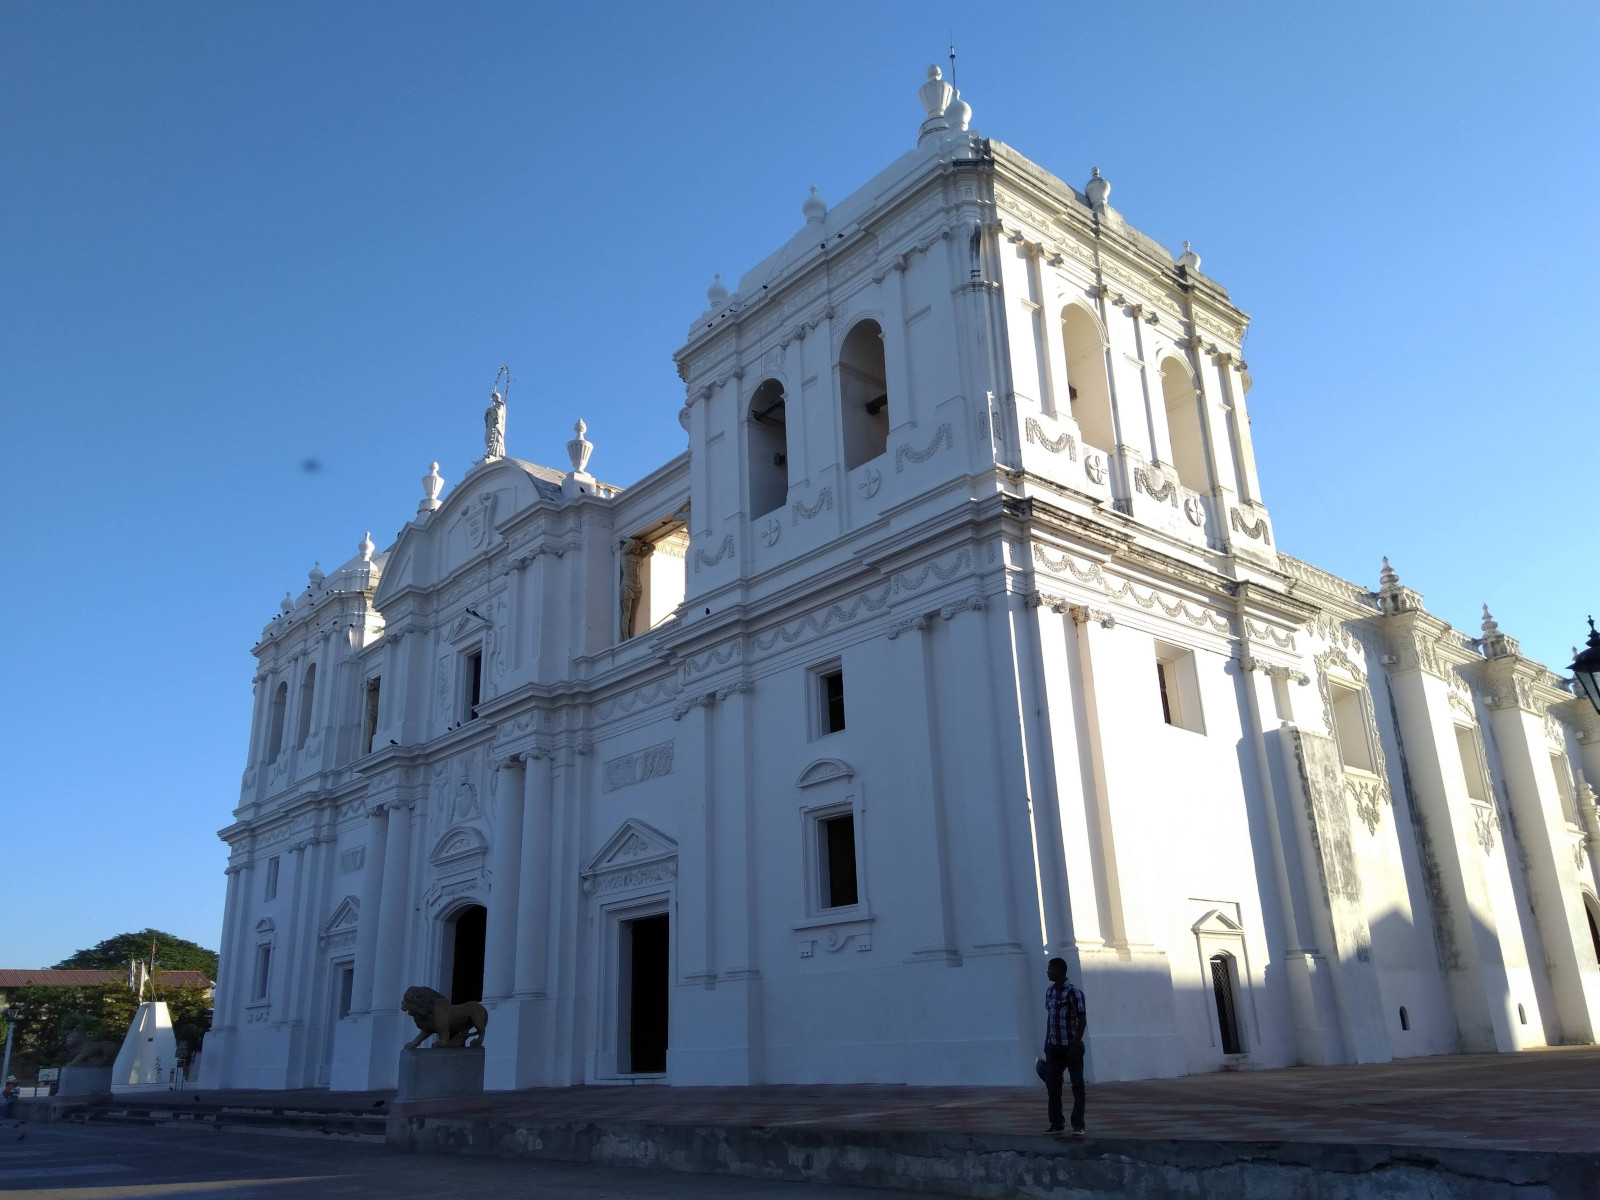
199,70,1600,1093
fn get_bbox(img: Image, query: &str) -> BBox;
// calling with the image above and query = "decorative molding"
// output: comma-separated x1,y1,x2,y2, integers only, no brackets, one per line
894,423,953,473
692,533,736,574
582,819,678,896
791,487,834,524
759,517,780,546
886,613,928,640
1230,507,1271,544
1471,803,1500,855
796,758,855,788
1134,468,1177,506
940,594,987,620
1069,605,1117,629
338,846,366,874
796,918,873,958
593,678,675,720
1245,619,1297,651
858,467,882,498
603,741,675,792
684,643,741,679
1024,418,1077,460
1083,452,1107,485
1183,496,1206,527
1032,544,1106,588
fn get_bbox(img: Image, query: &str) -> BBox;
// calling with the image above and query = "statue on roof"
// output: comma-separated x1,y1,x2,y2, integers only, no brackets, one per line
484,389,506,461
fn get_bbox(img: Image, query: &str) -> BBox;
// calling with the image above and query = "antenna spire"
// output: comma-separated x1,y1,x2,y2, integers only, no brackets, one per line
949,35,957,86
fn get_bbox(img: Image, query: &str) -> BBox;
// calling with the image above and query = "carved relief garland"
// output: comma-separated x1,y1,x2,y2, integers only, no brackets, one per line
1024,418,1077,460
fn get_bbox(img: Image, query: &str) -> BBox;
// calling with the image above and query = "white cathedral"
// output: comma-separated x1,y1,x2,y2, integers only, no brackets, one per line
199,68,1600,1094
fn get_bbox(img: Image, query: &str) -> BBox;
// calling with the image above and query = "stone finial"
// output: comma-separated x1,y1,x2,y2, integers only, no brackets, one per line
1177,241,1201,273
568,419,594,475
1481,604,1500,637
917,64,954,144
707,273,729,308
947,88,971,132
1085,167,1111,211
280,592,293,616
419,462,444,515
359,531,375,562
802,186,827,225
1379,556,1400,589
308,562,324,588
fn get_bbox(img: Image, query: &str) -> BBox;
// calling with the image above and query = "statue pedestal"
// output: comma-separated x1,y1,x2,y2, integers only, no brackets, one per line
395,1045,483,1102
58,1066,112,1097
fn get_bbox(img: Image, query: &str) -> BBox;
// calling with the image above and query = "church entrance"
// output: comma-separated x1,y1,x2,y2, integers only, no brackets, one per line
1209,953,1242,1055
446,905,487,1004
621,913,669,1073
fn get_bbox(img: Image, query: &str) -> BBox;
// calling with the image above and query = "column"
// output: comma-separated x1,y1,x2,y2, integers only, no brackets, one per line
369,800,415,1013
1239,654,1342,1065
212,866,244,1023
1482,654,1600,1042
513,752,554,997
483,755,527,1001
273,843,309,1016
349,806,388,1013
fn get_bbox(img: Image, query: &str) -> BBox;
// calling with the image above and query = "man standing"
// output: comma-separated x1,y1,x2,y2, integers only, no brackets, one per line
1042,957,1087,1135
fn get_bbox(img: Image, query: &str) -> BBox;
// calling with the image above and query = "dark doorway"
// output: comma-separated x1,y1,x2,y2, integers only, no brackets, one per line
624,913,670,1073
1210,953,1241,1055
448,905,487,1004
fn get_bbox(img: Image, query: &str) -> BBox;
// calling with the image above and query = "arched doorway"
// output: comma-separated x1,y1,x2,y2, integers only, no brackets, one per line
1209,952,1242,1055
1584,895,1600,968
444,904,487,1004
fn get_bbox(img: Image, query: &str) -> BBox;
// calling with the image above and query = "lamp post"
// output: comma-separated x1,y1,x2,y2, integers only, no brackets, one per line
1572,617,1600,715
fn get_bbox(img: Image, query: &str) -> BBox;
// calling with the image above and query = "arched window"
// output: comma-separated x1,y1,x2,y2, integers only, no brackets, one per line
746,379,790,517
839,320,889,470
1209,952,1242,1054
1161,357,1209,493
266,681,288,762
295,662,317,749
1060,306,1115,454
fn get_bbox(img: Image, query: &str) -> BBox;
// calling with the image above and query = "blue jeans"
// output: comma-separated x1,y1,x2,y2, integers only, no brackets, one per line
1045,1044,1085,1131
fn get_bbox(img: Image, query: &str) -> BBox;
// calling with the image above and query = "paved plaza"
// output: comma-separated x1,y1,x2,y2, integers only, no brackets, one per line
0,1121,889,1199
388,1046,1600,1155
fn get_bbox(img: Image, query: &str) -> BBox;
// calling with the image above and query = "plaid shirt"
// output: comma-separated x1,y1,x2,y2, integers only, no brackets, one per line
1044,980,1086,1046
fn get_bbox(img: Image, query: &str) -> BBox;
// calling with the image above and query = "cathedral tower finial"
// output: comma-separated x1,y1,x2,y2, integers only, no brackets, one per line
1085,167,1111,211
419,462,444,515
707,273,729,309
917,64,954,144
802,186,827,226
359,531,375,562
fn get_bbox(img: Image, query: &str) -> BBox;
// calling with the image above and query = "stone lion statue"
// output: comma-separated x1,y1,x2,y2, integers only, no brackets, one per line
400,985,487,1050
62,1028,120,1067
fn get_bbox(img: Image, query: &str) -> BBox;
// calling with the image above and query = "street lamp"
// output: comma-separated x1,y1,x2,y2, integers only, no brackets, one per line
1572,617,1600,715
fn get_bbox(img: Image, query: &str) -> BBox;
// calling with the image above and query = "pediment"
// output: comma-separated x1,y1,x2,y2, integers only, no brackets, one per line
584,818,677,878
255,918,275,935
796,758,854,789
322,895,360,935
431,824,489,876
1192,908,1244,936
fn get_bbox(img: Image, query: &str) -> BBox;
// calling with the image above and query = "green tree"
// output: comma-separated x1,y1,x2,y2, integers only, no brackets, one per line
53,929,218,978
2,983,212,1084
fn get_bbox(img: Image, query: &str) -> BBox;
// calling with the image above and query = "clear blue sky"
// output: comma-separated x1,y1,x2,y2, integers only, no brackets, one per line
2,3,1594,968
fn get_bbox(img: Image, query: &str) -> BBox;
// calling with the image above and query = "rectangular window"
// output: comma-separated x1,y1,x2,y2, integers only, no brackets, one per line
264,856,280,901
1456,726,1488,802
1552,753,1577,822
337,964,354,1019
464,650,483,721
1330,684,1374,772
363,677,382,755
818,813,859,909
253,944,272,1001
820,669,846,735
1153,643,1205,734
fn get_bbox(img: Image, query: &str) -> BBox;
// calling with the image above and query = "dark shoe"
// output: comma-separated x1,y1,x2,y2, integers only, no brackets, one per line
1070,1127,1085,1136
1042,1126,1065,1135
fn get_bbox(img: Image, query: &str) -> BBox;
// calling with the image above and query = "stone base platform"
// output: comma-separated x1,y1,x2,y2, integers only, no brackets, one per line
386,1048,1600,1199
396,1045,483,1103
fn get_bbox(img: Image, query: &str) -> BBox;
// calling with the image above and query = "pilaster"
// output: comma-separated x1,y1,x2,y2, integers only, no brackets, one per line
1477,647,1600,1043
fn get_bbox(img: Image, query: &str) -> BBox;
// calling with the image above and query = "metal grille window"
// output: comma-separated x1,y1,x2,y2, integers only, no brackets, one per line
1209,953,1241,1054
